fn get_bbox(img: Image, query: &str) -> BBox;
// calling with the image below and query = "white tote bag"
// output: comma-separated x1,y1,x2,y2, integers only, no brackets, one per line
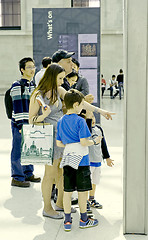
21,123,53,165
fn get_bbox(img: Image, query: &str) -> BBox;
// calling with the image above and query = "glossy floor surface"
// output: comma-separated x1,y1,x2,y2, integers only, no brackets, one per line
0,95,147,240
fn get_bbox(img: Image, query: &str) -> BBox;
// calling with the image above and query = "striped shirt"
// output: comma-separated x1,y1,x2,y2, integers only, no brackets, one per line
10,79,35,130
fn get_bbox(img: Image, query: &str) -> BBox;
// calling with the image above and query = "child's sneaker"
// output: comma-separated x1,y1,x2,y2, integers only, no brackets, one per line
88,199,103,209
87,201,92,214
79,217,98,229
87,212,95,218
64,221,72,232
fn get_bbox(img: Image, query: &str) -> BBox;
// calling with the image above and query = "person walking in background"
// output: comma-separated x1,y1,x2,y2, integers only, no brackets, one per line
10,57,41,188
72,58,89,96
101,74,106,98
116,69,124,100
35,57,52,87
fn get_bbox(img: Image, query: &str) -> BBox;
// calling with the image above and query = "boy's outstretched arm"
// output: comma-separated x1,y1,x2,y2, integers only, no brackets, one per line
80,136,102,147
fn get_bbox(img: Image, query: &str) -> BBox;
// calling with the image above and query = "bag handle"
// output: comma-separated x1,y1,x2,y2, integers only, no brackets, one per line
32,122,51,128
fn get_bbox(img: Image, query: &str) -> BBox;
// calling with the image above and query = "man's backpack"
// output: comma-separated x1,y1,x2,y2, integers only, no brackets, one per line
4,80,25,119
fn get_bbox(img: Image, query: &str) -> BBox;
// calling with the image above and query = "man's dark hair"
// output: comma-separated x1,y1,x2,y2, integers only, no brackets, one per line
119,69,123,73
66,70,78,79
42,57,52,68
72,58,80,68
64,89,84,109
19,57,35,75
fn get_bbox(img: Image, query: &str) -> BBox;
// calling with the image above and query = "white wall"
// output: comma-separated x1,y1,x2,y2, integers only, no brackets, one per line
0,0,71,90
0,0,123,91
101,0,123,85
123,0,148,234
101,34,123,84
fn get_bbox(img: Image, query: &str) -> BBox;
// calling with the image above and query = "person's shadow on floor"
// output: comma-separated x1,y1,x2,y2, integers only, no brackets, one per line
33,209,122,240
4,185,42,225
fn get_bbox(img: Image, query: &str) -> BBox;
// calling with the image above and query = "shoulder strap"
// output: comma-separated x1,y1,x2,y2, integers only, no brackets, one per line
31,79,36,88
18,79,25,95
18,79,25,87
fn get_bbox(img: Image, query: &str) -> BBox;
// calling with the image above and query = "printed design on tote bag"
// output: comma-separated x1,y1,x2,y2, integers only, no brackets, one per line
21,125,53,165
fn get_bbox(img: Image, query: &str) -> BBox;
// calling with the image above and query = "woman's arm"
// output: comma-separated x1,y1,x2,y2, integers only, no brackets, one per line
57,86,67,100
29,93,51,124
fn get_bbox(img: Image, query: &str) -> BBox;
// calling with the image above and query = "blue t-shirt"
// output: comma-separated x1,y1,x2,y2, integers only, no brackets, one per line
57,114,91,166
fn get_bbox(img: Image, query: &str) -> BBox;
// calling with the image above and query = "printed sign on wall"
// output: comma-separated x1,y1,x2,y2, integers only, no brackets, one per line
33,8,100,120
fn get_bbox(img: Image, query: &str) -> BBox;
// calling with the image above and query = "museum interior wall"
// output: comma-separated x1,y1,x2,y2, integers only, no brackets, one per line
0,0,123,92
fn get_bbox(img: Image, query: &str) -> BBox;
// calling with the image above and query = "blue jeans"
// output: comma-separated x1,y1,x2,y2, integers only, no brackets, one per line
118,82,124,99
11,123,34,181
110,87,113,98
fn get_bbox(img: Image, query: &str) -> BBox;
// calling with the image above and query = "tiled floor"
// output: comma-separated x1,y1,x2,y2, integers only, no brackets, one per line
0,95,147,240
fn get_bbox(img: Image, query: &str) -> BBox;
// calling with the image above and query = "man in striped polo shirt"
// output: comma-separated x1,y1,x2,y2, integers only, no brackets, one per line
10,57,41,187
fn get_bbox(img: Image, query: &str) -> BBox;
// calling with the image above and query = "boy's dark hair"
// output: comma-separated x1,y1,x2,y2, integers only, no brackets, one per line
42,57,52,68
112,75,116,78
72,58,80,68
19,57,35,75
64,89,84,109
66,70,78,79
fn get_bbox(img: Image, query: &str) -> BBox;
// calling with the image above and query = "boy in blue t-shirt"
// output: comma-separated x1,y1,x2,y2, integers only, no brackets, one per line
56,89,102,231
